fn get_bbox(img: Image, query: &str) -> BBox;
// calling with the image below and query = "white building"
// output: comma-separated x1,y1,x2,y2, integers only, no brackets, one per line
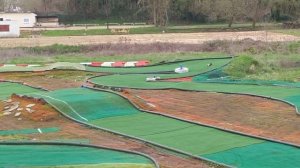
0,13,37,28
0,21,20,38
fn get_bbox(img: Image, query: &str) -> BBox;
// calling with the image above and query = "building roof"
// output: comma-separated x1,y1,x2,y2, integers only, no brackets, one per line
0,12,36,15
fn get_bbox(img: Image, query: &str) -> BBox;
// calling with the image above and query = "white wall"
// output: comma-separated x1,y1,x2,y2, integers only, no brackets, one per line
0,13,37,28
0,21,20,38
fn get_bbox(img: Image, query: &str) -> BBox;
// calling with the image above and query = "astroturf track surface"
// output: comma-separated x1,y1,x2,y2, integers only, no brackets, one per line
0,127,59,136
91,75,300,114
30,88,300,168
0,144,155,168
193,68,300,88
0,82,44,100
0,82,156,168
86,58,299,113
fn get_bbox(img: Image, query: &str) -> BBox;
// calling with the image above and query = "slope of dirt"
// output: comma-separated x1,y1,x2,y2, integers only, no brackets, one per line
0,31,298,48
0,95,214,168
124,89,300,145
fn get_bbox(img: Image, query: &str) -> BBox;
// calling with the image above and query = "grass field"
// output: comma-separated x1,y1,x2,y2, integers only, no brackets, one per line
41,23,282,37
272,29,300,37
225,52,300,82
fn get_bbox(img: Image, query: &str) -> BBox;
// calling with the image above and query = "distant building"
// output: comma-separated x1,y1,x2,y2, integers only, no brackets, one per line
0,21,20,38
0,13,37,28
36,16,59,27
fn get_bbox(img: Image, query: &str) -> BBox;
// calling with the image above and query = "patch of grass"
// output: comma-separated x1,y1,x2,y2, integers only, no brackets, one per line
287,41,300,53
251,52,300,69
167,23,280,33
40,26,235,37
169,22,280,28
224,55,261,78
225,51,300,81
7,56,53,64
41,23,281,37
41,29,111,36
130,27,162,34
272,29,300,36
30,44,82,54
41,27,163,37
247,68,300,82
7,52,223,65
247,52,300,81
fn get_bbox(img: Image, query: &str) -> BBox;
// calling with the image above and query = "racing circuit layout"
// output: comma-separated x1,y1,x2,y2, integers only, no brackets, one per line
1,57,300,168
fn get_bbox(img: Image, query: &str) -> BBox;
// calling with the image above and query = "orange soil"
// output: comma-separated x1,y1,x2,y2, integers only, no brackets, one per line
124,89,300,145
10,94,58,122
163,77,193,82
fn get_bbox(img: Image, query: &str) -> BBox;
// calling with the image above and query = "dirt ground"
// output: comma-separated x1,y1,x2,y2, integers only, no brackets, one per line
124,89,300,145
0,95,213,168
0,31,299,48
0,71,101,91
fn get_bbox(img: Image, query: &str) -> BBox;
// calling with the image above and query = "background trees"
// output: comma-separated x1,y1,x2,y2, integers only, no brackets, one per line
137,0,171,26
271,0,300,21
0,0,299,26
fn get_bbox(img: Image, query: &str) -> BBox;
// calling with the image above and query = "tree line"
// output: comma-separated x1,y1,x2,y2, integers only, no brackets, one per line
0,0,299,27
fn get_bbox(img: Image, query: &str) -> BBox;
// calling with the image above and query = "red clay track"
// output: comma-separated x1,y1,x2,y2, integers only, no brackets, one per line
124,89,300,145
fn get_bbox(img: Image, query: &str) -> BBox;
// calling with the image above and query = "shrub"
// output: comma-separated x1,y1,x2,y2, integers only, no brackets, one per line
224,55,260,78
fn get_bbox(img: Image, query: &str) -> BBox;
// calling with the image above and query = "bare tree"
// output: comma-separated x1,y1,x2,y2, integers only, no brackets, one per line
216,0,244,27
43,0,53,14
104,0,111,29
4,0,18,12
244,0,271,28
137,0,170,27
0,0,4,12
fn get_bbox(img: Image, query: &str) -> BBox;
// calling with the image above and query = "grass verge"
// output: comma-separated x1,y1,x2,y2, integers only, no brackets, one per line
226,52,300,81
41,23,281,37
271,29,300,37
